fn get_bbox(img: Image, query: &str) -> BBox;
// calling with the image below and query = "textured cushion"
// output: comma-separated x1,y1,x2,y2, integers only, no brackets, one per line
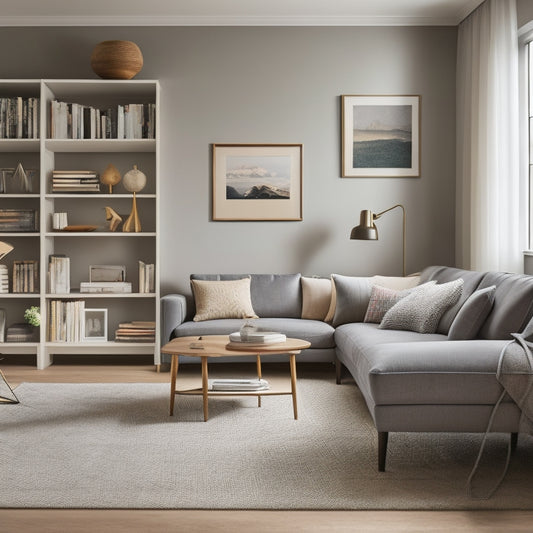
364,285,410,324
380,278,463,333
447,285,496,340
477,272,533,340
301,276,332,320
331,274,372,327
371,275,420,290
324,279,336,323
190,278,258,322
191,274,302,318
418,266,485,334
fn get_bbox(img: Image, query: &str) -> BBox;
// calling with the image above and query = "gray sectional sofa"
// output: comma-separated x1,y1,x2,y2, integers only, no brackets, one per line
161,267,533,471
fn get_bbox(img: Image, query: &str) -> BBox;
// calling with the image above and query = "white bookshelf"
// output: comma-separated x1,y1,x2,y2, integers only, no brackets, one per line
0,79,160,369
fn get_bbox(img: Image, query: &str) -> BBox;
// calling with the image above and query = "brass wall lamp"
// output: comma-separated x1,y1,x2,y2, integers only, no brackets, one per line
350,204,406,276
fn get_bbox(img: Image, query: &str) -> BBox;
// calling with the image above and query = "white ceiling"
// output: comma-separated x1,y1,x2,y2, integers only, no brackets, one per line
0,0,484,26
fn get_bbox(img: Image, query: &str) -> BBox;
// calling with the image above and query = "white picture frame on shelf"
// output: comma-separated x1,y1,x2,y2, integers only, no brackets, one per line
82,308,108,342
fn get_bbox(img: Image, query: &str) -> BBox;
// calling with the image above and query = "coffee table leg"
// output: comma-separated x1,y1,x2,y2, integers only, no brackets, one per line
256,355,262,408
201,356,209,421
289,353,298,420
169,354,178,416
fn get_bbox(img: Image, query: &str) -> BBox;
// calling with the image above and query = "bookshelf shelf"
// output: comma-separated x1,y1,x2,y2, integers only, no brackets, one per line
0,79,160,369
45,139,156,153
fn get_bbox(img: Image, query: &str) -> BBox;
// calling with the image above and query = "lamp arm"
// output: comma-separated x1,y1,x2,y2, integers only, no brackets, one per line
373,204,406,277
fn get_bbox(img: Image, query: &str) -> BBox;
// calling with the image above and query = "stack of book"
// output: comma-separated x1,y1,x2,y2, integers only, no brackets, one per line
138,261,155,293
208,379,270,391
12,260,38,293
227,331,287,348
0,209,37,232
50,101,156,140
80,281,132,293
0,97,40,139
47,299,84,342
48,255,70,294
0,264,8,293
6,323,36,342
115,321,156,343
52,170,100,193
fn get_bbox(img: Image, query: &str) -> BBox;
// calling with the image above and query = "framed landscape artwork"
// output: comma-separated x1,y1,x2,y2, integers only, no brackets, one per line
212,144,303,221
341,95,420,177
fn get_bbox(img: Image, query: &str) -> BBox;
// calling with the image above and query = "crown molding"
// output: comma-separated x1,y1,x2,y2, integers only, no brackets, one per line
0,14,463,27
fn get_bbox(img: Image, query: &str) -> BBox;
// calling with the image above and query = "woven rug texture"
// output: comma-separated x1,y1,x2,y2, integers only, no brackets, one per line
1,373,532,509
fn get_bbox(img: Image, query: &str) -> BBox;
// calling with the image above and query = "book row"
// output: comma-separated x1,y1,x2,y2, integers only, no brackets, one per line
12,260,39,293
47,299,85,342
50,101,156,140
0,209,37,232
139,261,155,293
0,97,40,139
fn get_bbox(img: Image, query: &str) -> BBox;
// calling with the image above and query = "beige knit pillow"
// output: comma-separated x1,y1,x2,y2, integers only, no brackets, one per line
191,278,258,322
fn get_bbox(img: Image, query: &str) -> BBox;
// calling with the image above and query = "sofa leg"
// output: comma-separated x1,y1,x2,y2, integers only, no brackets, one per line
511,432,518,454
335,358,342,384
378,432,388,472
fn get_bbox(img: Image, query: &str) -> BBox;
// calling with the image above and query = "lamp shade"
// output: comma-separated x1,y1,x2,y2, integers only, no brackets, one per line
350,210,378,240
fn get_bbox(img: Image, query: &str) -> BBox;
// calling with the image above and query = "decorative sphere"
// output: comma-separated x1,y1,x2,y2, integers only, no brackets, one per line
122,165,147,193
90,40,143,80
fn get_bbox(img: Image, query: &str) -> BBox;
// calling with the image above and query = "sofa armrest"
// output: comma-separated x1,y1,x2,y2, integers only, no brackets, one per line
161,294,187,345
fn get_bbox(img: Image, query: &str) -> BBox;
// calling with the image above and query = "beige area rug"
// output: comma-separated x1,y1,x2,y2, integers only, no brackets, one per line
1,369,532,509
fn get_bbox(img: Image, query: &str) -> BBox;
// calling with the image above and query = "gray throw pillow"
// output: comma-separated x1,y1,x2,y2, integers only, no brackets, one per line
447,285,496,340
380,278,464,334
331,274,372,326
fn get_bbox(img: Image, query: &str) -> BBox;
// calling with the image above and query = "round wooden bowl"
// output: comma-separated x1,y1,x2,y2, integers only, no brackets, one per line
90,40,143,80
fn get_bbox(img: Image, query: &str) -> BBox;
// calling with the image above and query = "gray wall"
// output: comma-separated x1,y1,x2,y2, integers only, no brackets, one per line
0,26,457,298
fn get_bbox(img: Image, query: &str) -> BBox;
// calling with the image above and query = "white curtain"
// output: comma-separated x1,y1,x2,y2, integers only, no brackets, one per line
456,0,525,273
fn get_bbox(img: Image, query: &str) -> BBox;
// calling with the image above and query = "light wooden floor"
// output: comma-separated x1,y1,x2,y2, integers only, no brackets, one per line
2,358,533,532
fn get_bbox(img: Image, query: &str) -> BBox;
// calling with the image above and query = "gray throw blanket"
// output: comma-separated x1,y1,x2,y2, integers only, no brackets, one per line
468,329,533,498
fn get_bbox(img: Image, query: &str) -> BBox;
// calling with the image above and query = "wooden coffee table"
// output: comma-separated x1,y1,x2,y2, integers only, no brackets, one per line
161,335,311,421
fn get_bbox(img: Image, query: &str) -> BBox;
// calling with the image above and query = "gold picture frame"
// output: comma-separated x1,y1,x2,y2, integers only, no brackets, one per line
212,143,303,221
341,95,420,178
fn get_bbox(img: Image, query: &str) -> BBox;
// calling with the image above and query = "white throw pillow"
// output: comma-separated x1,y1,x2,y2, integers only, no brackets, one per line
191,277,258,322
379,278,464,334
371,275,420,290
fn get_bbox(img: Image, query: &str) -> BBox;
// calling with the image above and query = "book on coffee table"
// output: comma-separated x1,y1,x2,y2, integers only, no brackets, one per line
208,378,270,391
228,331,287,345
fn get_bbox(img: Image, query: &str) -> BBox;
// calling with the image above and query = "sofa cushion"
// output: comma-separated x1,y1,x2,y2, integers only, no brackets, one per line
191,274,302,318
418,266,485,334
301,276,332,321
363,282,434,324
447,285,496,340
335,322,509,406
174,317,335,349
380,278,463,334
190,278,258,322
331,274,372,326
477,272,533,339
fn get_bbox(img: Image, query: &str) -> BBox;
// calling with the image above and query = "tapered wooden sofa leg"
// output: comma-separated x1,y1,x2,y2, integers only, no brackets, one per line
378,432,388,472
335,357,342,384
511,432,518,454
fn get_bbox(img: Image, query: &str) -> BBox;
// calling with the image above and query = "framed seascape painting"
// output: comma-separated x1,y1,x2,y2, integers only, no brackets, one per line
212,144,303,221
341,95,420,177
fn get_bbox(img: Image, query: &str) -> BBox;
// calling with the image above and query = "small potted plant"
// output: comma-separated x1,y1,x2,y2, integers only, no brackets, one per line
24,305,40,341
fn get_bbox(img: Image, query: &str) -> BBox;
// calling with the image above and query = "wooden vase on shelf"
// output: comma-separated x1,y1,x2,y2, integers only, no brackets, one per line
90,40,143,80
100,164,121,193
123,192,141,232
